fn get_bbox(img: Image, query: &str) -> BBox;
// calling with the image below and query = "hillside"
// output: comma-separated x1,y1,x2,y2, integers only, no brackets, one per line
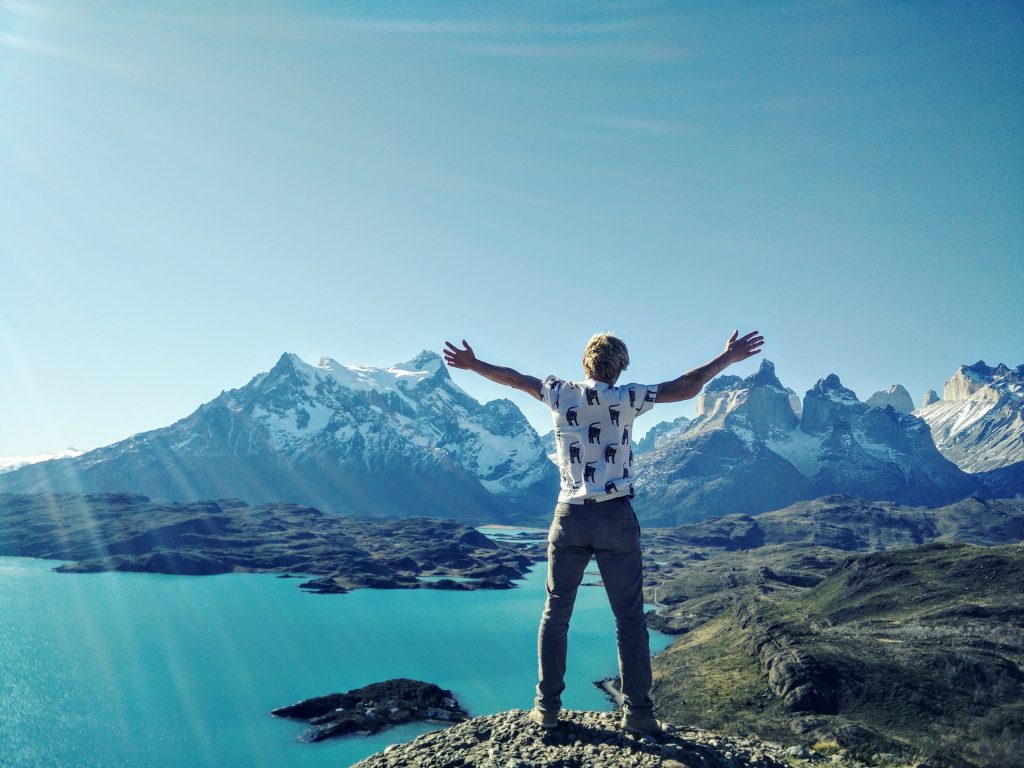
648,542,1024,767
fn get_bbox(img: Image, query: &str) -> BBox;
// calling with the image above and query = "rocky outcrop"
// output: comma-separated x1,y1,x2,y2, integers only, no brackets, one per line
352,709,797,768
734,599,838,714
695,374,743,417
921,389,940,407
865,384,914,413
942,361,1023,402
800,375,867,435
271,679,467,741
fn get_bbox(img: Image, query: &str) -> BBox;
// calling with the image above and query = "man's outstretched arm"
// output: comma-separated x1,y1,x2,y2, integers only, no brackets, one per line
442,340,543,401
655,329,765,404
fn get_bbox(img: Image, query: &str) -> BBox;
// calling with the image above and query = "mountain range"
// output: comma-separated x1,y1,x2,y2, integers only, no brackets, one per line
0,351,554,522
632,360,994,525
912,361,1024,498
0,351,1020,525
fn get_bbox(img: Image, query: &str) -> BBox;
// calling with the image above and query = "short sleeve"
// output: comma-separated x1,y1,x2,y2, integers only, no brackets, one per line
624,383,659,417
540,375,564,410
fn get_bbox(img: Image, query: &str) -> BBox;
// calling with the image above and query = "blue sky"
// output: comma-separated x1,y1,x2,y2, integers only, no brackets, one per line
1,0,1021,455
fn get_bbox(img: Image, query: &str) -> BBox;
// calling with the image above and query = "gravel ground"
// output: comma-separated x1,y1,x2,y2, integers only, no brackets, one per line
351,709,802,767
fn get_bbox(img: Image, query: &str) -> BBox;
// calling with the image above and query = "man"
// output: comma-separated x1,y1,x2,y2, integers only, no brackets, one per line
442,329,765,736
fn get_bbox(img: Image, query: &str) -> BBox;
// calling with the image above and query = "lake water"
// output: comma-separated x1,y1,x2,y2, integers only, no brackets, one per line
0,537,674,768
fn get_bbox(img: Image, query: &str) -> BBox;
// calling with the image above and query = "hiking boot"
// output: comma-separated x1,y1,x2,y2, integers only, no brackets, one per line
621,713,665,737
527,706,559,729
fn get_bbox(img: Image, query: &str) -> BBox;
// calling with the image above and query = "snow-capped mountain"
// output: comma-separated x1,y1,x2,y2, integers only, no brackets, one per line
913,361,1024,497
0,351,557,522
633,360,987,525
0,448,84,475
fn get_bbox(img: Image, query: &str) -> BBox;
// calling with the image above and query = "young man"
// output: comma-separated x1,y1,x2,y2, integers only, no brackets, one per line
442,329,765,736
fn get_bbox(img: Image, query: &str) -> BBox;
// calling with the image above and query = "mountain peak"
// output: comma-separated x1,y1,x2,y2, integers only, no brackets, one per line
394,350,446,376
866,383,915,413
809,373,859,402
744,358,785,390
946,359,1024,402
263,352,307,384
801,374,866,434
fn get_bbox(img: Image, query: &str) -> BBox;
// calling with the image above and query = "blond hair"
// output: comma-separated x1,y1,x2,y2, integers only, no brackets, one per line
583,332,629,383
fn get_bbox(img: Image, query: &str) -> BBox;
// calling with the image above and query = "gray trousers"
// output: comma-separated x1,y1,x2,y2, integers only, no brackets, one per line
533,496,654,718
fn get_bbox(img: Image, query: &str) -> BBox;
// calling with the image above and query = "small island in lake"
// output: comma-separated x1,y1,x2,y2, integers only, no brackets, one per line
270,678,468,741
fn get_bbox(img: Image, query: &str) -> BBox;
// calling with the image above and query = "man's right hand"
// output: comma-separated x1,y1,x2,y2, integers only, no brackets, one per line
443,340,478,371
723,330,765,363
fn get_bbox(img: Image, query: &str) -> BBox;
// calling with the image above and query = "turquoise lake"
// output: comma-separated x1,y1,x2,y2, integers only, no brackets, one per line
0,531,674,767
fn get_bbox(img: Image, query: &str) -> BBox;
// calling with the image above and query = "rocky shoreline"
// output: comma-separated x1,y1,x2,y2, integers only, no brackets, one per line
0,493,538,594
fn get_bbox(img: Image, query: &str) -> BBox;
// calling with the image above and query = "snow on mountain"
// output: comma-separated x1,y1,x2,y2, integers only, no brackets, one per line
0,448,84,475
0,351,557,522
633,359,986,525
913,361,1024,496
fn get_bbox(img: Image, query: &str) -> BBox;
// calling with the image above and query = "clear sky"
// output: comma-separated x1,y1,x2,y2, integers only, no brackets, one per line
1,0,1022,456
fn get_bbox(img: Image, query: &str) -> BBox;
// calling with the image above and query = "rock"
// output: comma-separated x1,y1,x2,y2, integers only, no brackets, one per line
921,389,940,407
734,599,837,714
351,710,795,768
800,374,866,435
866,384,915,413
270,678,467,742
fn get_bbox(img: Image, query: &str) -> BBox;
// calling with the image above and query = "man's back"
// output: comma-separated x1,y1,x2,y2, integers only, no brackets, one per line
540,375,658,505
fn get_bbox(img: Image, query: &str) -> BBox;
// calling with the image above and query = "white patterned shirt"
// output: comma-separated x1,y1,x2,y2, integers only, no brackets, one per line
540,375,658,504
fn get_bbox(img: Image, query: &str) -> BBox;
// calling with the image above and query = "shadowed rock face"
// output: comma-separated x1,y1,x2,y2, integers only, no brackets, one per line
634,429,820,526
800,375,868,435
